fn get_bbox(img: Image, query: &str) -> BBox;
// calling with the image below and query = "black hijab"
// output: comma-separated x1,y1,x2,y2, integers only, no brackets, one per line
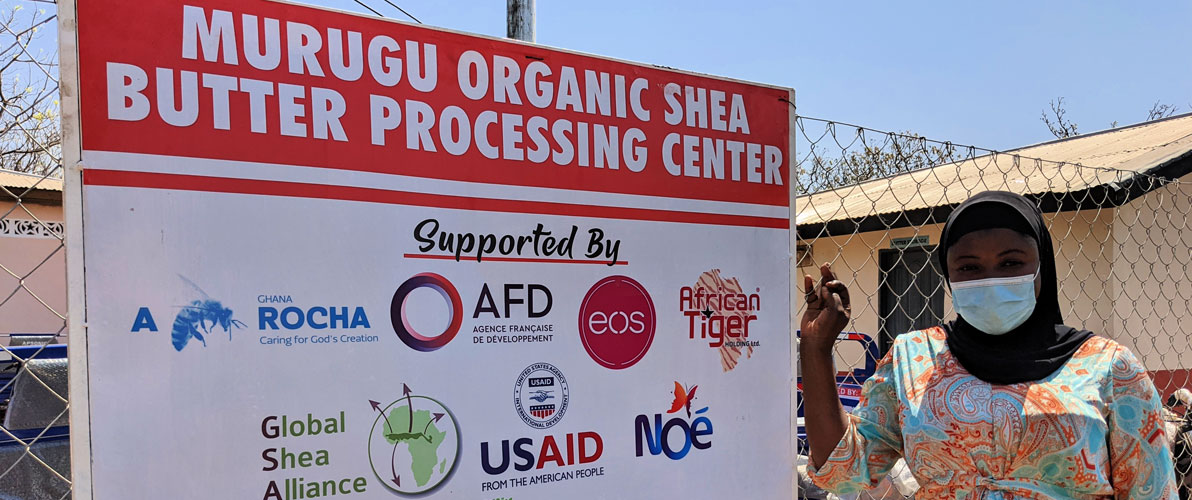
938,191,1095,385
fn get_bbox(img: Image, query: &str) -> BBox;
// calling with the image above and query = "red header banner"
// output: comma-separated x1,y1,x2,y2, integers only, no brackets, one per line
77,0,792,206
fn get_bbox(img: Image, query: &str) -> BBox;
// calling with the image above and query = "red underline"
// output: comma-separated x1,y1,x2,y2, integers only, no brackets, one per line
403,253,627,265
82,170,791,229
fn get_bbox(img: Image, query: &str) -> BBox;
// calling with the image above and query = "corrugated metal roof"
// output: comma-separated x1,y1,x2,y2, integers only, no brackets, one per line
0,169,62,193
796,113,1192,227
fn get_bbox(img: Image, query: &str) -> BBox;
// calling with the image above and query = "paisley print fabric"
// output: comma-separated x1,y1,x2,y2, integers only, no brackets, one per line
809,327,1178,499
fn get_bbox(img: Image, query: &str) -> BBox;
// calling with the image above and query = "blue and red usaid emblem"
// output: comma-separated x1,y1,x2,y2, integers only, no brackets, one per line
514,362,569,429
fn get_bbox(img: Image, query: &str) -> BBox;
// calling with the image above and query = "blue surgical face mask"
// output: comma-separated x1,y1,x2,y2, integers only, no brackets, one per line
950,271,1037,335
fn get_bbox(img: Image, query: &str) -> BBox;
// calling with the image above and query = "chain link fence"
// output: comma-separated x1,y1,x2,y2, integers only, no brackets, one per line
1,1,1190,498
794,115,1192,499
0,0,71,498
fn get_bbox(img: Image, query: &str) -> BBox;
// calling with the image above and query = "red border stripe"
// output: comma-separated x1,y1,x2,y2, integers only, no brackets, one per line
82,170,790,229
404,254,629,265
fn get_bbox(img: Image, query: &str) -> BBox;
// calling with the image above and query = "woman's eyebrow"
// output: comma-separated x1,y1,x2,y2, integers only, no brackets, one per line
997,248,1027,257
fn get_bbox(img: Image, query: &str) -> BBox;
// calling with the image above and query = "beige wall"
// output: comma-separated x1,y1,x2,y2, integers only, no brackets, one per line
1109,181,1192,372
0,201,66,342
796,224,945,373
794,203,1187,374
1049,209,1117,339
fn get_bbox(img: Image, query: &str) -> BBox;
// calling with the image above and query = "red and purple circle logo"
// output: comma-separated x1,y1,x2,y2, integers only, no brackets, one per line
391,273,463,352
578,275,656,370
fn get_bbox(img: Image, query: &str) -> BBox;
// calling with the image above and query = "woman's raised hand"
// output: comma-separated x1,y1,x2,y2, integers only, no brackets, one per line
800,263,851,352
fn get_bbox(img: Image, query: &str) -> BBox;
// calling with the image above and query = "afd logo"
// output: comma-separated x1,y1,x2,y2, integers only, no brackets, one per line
390,273,557,352
634,382,712,460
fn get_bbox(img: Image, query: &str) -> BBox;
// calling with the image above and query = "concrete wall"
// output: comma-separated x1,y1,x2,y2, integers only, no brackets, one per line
0,201,66,342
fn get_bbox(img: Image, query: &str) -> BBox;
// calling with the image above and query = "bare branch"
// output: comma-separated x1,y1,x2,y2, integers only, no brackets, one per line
1040,97,1079,139
1146,101,1179,121
0,0,62,175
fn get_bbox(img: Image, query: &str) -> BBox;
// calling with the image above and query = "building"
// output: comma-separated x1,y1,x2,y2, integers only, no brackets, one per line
0,170,65,342
796,114,1192,396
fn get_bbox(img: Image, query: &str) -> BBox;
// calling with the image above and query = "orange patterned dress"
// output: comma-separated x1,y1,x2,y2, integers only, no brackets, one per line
809,327,1178,499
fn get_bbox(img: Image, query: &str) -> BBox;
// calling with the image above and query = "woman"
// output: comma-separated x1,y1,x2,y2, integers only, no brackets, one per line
801,191,1178,499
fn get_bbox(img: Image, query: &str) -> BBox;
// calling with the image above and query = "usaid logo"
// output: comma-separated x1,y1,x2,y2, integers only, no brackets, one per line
514,363,569,429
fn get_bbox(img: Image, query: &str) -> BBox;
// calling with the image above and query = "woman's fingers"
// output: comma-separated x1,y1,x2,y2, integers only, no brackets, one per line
820,262,836,283
804,263,851,336
825,281,850,309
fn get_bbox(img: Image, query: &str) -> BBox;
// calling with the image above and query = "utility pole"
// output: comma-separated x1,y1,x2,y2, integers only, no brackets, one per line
507,0,535,43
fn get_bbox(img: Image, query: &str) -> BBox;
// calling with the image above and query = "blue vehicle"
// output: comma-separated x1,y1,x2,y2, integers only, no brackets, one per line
795,330,880,456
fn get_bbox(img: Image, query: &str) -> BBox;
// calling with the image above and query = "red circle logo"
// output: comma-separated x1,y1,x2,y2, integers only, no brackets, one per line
578,275,656,370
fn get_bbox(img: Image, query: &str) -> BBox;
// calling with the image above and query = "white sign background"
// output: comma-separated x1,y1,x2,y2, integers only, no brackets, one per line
60,1,796,497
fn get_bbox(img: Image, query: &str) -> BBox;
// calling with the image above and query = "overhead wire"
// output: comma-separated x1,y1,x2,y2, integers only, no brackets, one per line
351,0,383,17
353,0,423,24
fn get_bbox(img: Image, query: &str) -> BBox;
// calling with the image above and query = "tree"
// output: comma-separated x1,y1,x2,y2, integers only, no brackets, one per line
1040,98,1079,139
798,131,958,195
0,1,61,177
1145,101,1179,121
1041,97,1184,139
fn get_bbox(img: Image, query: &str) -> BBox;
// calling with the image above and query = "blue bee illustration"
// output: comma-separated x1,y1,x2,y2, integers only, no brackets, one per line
171,275,245,351
528,390,554,403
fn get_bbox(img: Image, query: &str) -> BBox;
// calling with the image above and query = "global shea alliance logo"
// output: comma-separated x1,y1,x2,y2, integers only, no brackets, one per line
366,384,461,495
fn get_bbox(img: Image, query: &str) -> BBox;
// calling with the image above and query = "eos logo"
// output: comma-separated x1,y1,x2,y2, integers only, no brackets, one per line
577,276,656,370
390,273,463,352
635,382,712,461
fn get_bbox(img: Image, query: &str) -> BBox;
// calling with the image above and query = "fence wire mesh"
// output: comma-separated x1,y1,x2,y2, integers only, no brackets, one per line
0,0,1188,497
0,0,70,498
794,115,1192,499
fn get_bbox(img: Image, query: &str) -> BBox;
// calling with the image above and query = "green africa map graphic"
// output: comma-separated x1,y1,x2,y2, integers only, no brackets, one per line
368,387,460,495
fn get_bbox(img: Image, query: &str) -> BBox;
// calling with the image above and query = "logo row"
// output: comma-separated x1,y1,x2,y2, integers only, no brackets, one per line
361,367,713,495
131,269,763,372
391,270,763,371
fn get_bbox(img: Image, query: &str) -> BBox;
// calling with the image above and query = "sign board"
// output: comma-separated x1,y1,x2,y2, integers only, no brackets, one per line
60,1,795,498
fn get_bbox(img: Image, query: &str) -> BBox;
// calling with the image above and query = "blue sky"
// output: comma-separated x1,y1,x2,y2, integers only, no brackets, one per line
304,0,1192,151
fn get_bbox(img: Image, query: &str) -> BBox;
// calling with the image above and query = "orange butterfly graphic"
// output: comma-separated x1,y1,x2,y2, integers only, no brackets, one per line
667,381,699,418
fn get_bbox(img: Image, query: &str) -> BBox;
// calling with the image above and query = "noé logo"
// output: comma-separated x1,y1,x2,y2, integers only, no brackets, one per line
577,275,656,370
635,382,712,461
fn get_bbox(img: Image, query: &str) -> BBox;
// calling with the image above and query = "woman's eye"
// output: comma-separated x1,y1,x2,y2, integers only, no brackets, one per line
1000,260,1024,268
957,264,979,272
